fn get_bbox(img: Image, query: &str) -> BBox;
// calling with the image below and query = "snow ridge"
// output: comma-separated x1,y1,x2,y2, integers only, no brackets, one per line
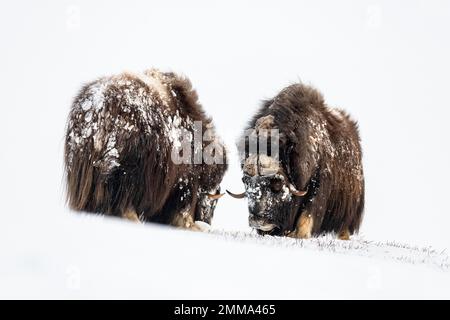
207,229,449,270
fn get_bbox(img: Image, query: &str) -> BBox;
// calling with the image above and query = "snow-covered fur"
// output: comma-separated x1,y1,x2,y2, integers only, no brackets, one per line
64,69,227,227
239,83,364,238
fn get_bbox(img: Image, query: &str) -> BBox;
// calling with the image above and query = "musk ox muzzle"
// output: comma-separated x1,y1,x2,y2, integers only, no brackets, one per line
228,169,308,235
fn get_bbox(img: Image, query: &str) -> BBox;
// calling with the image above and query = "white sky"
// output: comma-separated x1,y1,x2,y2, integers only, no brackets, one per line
1,0,449,248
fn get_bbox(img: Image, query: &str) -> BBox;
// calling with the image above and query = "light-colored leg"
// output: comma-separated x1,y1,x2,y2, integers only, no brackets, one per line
288,213,314,239
122,207,141,223
171,209,196,228
338,229,350,240
171,209,210,232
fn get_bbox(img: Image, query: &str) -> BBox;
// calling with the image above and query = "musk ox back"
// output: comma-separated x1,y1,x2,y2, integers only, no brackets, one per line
65,69,227,229
228,83,364,239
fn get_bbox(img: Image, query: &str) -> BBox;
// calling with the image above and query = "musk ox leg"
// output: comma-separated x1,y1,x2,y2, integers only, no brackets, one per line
121,208,141,223
171,211,211,232
288,213,314,239
338,229,351,240
171,208,198,230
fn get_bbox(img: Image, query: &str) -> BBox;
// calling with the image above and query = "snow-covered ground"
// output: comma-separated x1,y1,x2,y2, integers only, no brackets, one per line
1,0,450,299
211,230,449,270
1,212,449,299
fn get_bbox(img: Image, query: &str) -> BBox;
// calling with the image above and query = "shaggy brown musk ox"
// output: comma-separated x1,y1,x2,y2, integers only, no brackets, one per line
228,83,364,239
65,69,227,229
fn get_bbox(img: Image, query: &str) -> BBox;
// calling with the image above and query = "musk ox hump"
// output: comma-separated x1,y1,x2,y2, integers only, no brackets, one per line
255,115,275,131
326,106,345,121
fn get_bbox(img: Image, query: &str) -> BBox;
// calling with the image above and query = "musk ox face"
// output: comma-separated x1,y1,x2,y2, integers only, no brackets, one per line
195,187,223,225
243,173,295,235
228,154,308,235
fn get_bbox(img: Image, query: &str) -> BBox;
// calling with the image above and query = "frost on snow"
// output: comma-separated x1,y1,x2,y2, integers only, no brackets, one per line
208,230,449,270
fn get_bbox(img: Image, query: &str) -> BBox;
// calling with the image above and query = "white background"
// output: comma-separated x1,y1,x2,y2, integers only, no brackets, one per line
1,0,450,298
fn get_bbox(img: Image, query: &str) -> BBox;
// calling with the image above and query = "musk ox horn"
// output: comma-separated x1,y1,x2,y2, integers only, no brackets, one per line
226,190,246,199
278,171,308,197
289,184,308,197
207,193,225,200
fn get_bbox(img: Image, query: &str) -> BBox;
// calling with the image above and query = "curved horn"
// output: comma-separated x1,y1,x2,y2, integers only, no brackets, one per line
226,190,246,199
278,171,308,197
289,184,308,197
207,193,225,200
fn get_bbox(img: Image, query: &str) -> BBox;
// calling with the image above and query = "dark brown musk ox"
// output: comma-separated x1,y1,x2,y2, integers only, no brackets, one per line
65,69,227,230
227,83,364,239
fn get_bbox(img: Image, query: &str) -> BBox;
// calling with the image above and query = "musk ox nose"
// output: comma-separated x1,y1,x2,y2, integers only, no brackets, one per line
249,213,277,231
248,211,269,224
249,205,264,217
249,213,261,226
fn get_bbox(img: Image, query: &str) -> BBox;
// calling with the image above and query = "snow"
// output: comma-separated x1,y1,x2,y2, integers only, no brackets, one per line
1,212,448,299
103,132,120,170
166,110,193,150
307,116,335,160
211,230,449,270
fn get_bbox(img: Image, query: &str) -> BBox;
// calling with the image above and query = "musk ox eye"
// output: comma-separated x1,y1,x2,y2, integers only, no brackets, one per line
270,179,283,193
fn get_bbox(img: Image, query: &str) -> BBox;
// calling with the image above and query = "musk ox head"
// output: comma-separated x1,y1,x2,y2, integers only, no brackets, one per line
228,154,307,236
226,113,311,235
195,187,224,225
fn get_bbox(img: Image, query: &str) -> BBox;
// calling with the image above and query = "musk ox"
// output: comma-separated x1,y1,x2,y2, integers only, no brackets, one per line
228,83,364,239
65,69,227,229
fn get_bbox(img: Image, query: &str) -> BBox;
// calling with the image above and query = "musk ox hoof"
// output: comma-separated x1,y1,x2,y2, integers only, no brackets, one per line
121,209,141,223
287,214,313,239
338,229,351,240
171,213,210,232
287,230,312,239
193,221,211,232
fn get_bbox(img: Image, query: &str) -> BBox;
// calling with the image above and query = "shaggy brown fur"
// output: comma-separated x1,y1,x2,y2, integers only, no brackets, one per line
237,83,364,239
64,69,227,227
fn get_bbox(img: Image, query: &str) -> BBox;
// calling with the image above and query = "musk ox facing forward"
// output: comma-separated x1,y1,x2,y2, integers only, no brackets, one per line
228,83,364,239
65,69,227,229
